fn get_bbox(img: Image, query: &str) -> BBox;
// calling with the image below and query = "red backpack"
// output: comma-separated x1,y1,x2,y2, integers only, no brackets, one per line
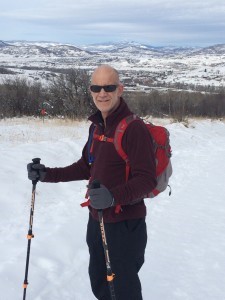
112,114,172,198
82,115,172,211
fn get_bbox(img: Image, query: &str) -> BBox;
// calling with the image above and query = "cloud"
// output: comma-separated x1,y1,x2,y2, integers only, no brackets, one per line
0,0,225,46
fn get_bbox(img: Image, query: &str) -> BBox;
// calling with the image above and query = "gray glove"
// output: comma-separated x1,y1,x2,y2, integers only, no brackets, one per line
27,163,46,182
88,184,114,210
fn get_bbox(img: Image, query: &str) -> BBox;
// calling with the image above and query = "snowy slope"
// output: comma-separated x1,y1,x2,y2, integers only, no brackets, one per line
0,117,225,300
0,41,225,89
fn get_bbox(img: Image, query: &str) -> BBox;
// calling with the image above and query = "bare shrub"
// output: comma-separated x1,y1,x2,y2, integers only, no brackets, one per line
48,68,93,118
125,88,225,119
0,77,43,117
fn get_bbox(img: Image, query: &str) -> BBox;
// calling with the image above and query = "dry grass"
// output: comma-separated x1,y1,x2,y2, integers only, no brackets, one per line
0,117,90,144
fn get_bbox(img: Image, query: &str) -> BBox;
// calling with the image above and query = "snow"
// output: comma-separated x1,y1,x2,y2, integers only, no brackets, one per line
1,41,225,89
0,117,225,300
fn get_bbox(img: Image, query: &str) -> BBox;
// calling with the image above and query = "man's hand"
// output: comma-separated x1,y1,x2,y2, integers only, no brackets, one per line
27,163,46,182
88,184,114,210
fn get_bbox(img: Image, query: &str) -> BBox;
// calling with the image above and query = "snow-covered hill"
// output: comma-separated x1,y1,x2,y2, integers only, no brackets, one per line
80,41,200,56
0,117,225,300
0,41,225,90
0,41,90,57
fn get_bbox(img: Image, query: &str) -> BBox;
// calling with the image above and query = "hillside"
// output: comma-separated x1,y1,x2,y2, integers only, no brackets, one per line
0,41,225,91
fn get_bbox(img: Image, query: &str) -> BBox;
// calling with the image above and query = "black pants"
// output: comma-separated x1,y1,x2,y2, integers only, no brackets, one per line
86,214,147,300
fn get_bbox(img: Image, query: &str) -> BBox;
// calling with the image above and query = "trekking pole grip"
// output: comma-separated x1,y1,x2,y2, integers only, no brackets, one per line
31,158,41,185
90,179,102,212
90,179,100,190
32,157,41,164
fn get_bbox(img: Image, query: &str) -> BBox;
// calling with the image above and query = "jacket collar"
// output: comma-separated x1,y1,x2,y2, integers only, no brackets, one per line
88,97,132,128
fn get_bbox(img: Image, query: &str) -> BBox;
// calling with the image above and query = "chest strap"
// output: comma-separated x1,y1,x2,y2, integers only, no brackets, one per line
93,133,114,143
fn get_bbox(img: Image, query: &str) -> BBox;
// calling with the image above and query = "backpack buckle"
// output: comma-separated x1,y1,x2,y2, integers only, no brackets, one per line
99,135,107,142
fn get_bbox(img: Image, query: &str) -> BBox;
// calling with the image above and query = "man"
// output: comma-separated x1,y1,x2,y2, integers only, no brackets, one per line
27,65,157,299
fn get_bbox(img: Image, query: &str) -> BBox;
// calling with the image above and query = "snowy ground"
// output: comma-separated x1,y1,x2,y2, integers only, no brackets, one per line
0,117,225,300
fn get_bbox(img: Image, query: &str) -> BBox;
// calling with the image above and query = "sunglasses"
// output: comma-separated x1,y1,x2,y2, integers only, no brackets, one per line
90,85,118,93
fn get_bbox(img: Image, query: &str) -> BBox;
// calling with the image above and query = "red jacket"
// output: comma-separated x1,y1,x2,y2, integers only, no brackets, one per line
43,98,157,222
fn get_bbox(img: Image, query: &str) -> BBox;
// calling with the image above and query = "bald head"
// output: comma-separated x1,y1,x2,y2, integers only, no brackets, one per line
89,64,124,121
91,65,120,85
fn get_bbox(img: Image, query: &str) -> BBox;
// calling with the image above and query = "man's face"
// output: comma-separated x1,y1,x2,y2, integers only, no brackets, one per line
90,67,124,119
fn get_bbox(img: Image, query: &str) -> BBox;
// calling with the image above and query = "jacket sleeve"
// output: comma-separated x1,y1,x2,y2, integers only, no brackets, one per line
43,142,91,183
110,120,157,205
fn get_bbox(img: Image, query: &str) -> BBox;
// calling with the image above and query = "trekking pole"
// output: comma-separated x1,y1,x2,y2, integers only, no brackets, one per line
23,158,40,300
91,180,116,300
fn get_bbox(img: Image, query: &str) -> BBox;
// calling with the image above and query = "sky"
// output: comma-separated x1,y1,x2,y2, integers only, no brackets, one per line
1,0,225,47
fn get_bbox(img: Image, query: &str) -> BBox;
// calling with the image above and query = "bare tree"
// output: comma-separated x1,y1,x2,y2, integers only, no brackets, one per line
48,68,93,118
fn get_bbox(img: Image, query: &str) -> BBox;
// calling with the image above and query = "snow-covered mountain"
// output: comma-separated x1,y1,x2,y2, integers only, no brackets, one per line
0,41,90,57
81,41,200,56
0,40,225,90
193,44,225,55
0,40,207,57
0,41,10,48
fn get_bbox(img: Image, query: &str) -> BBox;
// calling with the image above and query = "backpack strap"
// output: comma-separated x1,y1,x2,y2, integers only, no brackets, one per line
114,114,139,181
113,114,141,213
87,124,96,165
80,124,97,208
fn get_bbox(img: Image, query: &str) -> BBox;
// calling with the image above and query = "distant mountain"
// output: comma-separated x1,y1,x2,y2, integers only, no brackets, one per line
1,40,225,58
0,41,10,48
81,41,157,52
80,41,202,57
191,44,225,55
0,41,91,57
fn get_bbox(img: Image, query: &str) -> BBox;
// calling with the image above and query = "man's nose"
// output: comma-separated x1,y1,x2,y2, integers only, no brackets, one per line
99,88,107,95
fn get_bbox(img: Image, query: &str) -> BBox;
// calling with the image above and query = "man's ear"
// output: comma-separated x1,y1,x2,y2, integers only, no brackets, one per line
118,84,124,96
